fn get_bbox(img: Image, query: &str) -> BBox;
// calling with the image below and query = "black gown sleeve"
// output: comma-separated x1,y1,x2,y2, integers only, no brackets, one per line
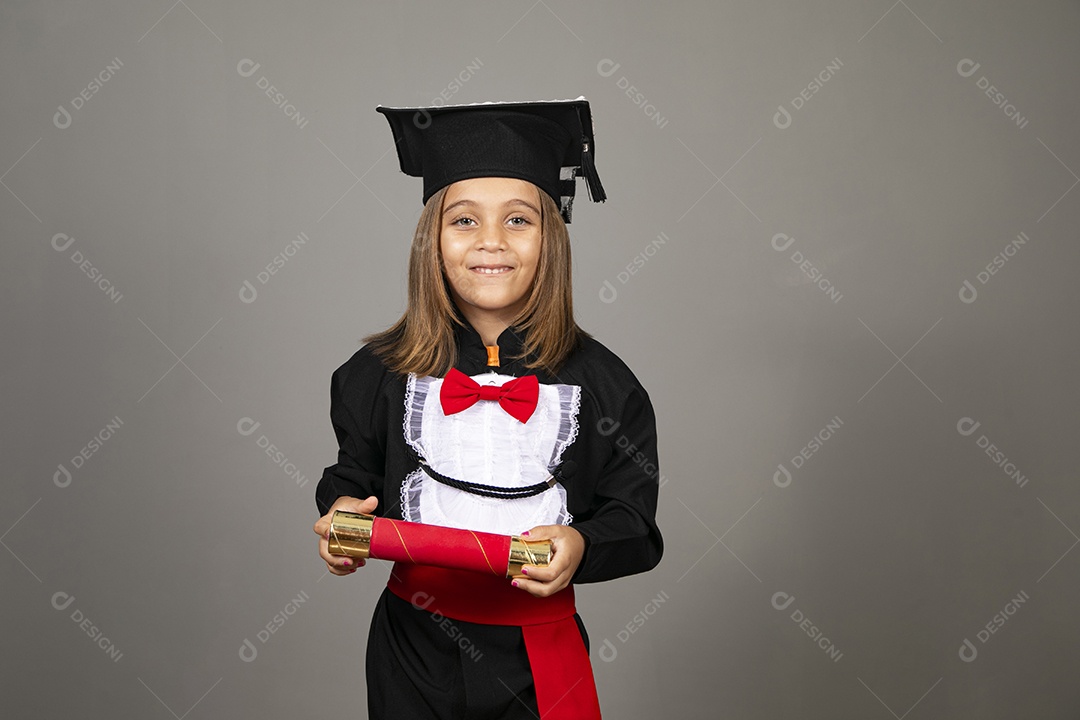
569,382,663,584
314,350,388,517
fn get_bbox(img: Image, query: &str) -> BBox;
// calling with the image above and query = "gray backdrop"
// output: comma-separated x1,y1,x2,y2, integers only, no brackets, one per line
3,1,1078,717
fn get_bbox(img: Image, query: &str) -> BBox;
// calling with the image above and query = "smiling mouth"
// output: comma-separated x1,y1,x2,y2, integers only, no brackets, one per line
471,266,513,275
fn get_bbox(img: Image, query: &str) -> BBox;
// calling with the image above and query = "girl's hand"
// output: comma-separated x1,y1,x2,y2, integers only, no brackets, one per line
511,525,584,597
313,496,378,576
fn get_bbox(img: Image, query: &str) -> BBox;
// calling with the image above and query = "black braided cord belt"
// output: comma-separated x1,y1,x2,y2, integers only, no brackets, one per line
408,449,559,499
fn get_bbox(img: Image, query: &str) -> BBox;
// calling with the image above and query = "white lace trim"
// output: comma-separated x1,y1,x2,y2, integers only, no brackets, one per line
402,373,431,460
548,383,581,468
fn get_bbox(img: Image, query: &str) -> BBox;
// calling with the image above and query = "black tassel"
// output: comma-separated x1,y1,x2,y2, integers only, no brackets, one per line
579,136,607,203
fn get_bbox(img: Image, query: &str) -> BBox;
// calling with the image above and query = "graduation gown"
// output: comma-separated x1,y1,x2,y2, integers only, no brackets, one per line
315,317,663,718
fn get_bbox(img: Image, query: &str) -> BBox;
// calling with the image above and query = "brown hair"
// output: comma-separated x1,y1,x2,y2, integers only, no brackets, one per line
362,184,590,377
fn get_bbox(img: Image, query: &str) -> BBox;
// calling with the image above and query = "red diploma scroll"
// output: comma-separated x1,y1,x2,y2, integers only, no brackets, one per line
327,511,550,578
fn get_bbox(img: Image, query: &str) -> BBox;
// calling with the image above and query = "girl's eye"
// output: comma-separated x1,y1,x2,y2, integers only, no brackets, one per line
508,216,531,226
451,217,476,227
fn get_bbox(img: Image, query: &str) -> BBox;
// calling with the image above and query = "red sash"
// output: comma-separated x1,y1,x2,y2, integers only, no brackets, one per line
387,562,602,719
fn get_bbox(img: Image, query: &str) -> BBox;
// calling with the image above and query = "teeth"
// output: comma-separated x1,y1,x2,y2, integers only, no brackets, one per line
475,267,510,274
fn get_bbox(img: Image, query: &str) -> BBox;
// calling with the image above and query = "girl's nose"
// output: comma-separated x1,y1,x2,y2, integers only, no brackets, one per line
476,223,506,249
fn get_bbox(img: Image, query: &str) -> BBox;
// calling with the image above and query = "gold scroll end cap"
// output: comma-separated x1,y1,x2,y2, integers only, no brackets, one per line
507,537,553,578
327,510,374,558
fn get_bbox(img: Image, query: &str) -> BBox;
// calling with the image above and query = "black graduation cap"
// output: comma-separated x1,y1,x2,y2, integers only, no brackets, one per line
376,97,606,223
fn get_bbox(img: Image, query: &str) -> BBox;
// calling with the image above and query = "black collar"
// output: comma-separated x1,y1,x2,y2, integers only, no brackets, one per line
451,308,530,375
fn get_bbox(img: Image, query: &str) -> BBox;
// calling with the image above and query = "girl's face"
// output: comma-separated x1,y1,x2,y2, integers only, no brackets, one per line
439,177,543,328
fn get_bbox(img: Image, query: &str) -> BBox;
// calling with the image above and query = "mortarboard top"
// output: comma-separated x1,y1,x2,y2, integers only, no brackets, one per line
376,97,606,223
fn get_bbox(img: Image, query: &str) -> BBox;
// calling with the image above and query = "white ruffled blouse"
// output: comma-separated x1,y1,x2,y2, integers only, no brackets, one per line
400,370,581,536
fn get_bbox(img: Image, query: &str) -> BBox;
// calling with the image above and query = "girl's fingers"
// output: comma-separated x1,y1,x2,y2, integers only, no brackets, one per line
513,559,570,593
512,575,566,598
327,556,364,575
518,562,559,583
319,535,365,569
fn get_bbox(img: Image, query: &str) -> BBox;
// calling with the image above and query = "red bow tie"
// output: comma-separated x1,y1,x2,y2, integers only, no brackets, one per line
439,367,539,423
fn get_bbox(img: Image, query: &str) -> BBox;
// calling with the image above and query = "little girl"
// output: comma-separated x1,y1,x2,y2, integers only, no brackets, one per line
312,98,663,719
